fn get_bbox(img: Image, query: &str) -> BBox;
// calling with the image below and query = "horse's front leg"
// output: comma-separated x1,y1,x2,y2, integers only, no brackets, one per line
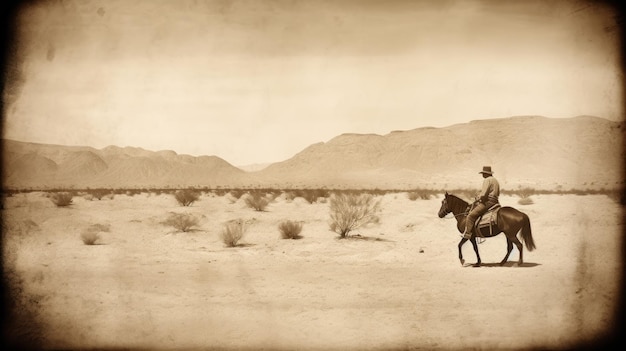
458,238,468,265
470,237,481,267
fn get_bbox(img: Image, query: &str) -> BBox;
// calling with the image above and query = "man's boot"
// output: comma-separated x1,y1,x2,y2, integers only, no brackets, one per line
461,226,472,239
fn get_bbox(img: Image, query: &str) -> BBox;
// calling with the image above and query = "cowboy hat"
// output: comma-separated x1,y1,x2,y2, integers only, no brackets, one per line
479,166,493,175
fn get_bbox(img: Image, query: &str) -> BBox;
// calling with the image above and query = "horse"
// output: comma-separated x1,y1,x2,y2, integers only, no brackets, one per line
437,192,535,267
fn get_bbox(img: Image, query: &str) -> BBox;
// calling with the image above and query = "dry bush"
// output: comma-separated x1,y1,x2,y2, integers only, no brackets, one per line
50,192,73,207
407,190,432,201
174,189,200,206
329,193,381,238
212,188,227,197
514,187,536,199
80,223,110,245
125,189,142,197
88,189,111,200
80,231,99,245
278,220,303,239
518,196,534,205
515,187,535,205
161,212,200,232
229,189,246,199
283,191,296,202
220,219,249,247
295,189,329,204
255,189,279,201
226,189,246,204
245,192,270,211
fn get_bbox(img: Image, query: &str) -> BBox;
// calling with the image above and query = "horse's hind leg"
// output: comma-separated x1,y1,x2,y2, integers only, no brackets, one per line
511,235,524,266
500,238,514,266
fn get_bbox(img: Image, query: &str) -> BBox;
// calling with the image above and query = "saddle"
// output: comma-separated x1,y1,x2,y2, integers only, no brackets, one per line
474,204,501,237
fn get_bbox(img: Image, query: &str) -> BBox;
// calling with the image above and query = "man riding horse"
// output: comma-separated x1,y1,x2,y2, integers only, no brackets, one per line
462,166,500,239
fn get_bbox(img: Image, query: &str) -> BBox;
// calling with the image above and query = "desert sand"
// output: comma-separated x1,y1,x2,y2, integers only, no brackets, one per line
2,191,622,350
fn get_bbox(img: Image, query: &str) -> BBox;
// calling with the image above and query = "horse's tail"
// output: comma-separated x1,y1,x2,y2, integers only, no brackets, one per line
521,213,536,251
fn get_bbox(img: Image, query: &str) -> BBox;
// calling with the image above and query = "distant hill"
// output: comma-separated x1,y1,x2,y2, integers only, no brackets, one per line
2,116,623,190
2,141,252,189
256,115,624,190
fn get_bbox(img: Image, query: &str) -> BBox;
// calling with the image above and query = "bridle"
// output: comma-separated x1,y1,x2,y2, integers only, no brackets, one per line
441,195,484,243
441,197,470,219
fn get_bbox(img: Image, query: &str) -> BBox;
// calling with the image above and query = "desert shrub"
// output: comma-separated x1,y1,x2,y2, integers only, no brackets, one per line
151,189,165,196
89,189,111,200
283,191,296,202
220,219,249,247
517,196,534,205
125,189,142,197
514,187,536,199
50,192,73,207
174,189,200,206
213,188,228,197
315,188,330,201
278,220,303,239
295,188,330,204
80,230,99,245
229,189,246,199
407,189,432,201
226,189,246,204
245,191,270,211
329,193,381,238
112,189,125,195
161,212,200,232
253,189,278,200
515,187,535,205
80,223,110,245
90,223,111,232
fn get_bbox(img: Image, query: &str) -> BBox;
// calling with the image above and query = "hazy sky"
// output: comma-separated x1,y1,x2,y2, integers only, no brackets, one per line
3,0,623,165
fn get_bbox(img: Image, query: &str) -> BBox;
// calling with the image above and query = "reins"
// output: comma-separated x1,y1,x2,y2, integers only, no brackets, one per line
444,196,471,219
445,199,486,244
443,209,468,219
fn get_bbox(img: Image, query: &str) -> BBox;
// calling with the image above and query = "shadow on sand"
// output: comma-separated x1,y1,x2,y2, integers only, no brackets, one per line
338,234,394,243
464,262,541,268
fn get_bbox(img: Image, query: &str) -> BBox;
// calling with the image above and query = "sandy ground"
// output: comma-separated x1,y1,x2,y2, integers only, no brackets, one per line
2,191,623,350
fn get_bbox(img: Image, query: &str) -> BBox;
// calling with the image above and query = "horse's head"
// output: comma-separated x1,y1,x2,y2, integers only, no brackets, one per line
438,192,451,218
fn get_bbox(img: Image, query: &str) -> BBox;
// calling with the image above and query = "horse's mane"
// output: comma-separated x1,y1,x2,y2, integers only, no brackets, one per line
446,193,469,207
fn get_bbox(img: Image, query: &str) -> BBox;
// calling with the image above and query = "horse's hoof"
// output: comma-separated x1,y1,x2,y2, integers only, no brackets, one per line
472,263,481,268
460,259,465,266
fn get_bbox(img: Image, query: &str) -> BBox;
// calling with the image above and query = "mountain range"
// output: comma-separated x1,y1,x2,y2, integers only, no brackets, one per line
2,115,624,190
